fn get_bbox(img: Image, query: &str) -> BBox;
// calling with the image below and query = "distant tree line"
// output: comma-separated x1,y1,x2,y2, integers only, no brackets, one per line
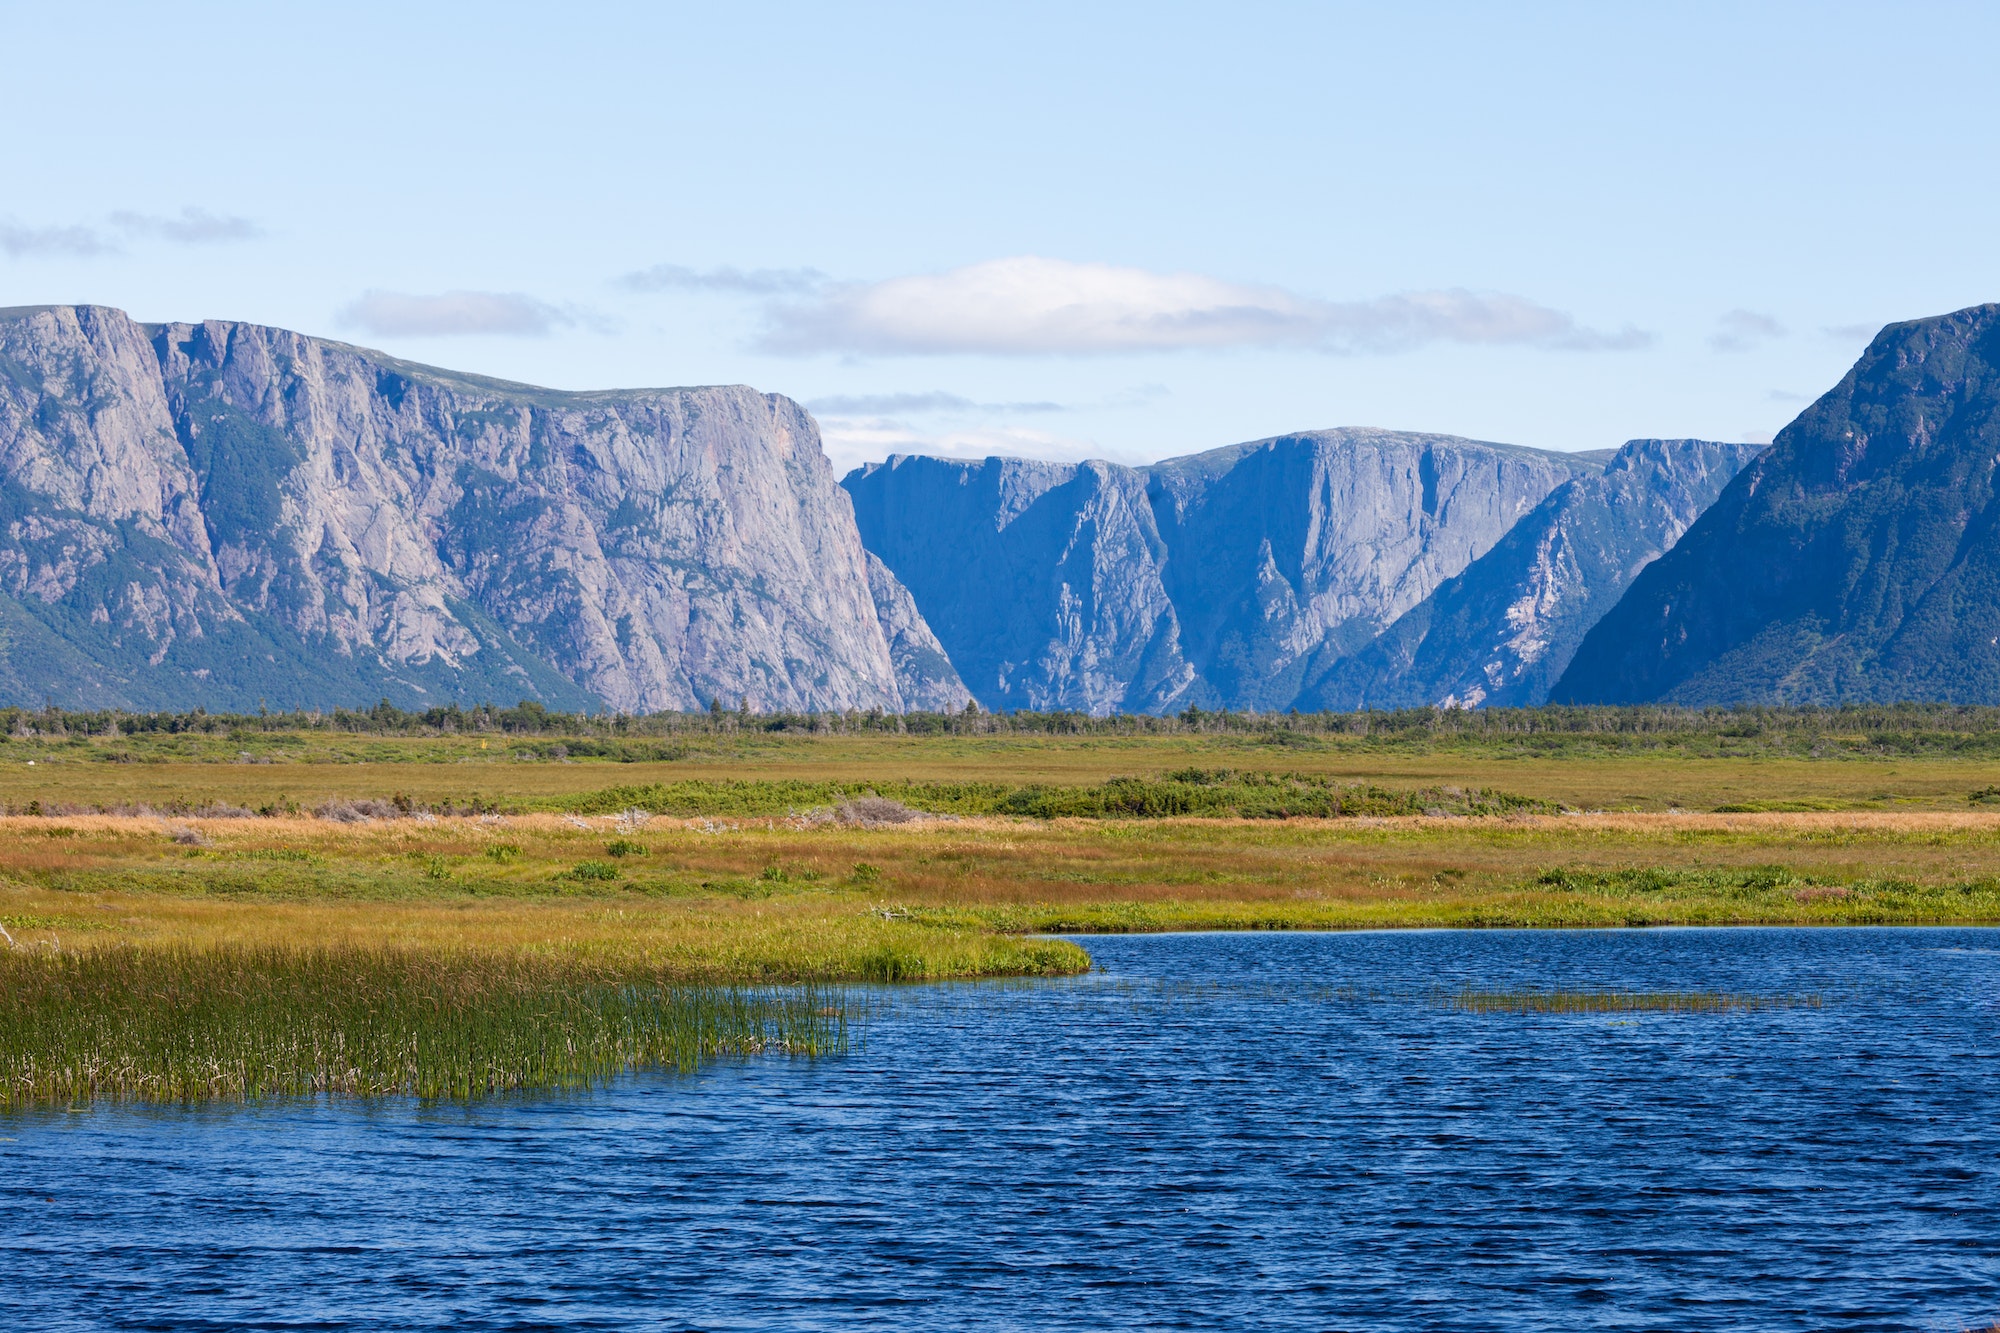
8,698,2000,746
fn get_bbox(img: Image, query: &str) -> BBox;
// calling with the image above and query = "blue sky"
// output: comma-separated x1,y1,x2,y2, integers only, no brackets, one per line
7,1,1997,473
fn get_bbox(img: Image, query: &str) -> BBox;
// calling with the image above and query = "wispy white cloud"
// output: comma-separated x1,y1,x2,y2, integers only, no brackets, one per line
1823,321,1879,342
0,220,116,258
338,290,574,337
754,257,1650,357
815,413,1134,477
617,263,826,295
109,207,260,244
1,206,262,259
1708,309,1786,353
809,383,1183,473
805,390,1066,415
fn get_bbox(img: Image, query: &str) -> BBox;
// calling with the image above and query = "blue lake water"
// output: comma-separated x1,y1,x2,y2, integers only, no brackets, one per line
6,927,1998,1331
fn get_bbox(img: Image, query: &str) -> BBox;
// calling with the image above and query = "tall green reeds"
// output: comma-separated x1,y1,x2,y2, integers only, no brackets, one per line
0,945,849,1107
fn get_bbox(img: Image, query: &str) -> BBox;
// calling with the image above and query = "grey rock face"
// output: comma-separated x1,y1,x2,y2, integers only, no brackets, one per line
1312,439,1764,710
1148,430,1600,710
0,304,940,713
0,304,341,709
844,430,1598,714
863,552,973,712
844,455,1192,714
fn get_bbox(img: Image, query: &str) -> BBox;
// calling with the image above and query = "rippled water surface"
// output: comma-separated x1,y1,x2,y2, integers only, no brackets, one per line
8,927,1999,1331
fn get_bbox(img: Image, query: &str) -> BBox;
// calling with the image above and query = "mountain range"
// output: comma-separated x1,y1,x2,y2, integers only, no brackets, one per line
848,435,1584,714
7,300,1998,713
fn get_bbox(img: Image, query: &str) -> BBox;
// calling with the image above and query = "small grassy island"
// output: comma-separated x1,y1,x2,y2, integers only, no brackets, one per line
3,700,1999,1103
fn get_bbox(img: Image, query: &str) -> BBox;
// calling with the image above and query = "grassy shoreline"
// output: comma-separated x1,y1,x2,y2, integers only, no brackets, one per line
3,733,1997,1103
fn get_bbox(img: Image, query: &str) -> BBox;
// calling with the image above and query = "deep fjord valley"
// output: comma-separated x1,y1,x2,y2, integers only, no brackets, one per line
19,2,2000,1324
3,302,2000,1330
9,301,2000,720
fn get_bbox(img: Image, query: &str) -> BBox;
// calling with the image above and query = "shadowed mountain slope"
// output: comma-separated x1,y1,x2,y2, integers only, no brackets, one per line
1312,438,1763,709
1552,305,2000,705
842,455,1188,714
845,431,1598,713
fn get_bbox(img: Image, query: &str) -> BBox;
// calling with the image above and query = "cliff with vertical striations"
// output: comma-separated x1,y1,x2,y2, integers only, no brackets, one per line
0,303,960,712
1313,438,1763,709
845,431,1599,713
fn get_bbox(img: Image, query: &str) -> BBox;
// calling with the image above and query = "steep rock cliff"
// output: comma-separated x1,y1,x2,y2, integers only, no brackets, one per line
863,552,973,712
0,304,942,712
844,430,1597,714
844,455,1190,713
1148,430,1600,710
1553,306,2000,705
1312,438,1763,709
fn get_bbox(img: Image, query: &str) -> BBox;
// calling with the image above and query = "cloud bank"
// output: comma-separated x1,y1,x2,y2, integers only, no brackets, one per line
1708,309,1786,353
109,207,260,245
753,257,1650,357
813,414,1126,478
618,263,826,295
338,290,571,338
0,221,116,258
0,208,261,259
805,391,1065,415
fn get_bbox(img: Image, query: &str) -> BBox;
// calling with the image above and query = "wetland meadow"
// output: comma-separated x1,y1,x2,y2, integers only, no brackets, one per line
0,704,1997,1101
4,705,2000,1327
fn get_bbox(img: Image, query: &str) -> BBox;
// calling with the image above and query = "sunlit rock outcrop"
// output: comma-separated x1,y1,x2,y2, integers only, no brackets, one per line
0,304,945,712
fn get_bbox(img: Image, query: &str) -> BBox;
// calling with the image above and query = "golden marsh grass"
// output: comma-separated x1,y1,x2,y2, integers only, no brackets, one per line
2,727,1998,1103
